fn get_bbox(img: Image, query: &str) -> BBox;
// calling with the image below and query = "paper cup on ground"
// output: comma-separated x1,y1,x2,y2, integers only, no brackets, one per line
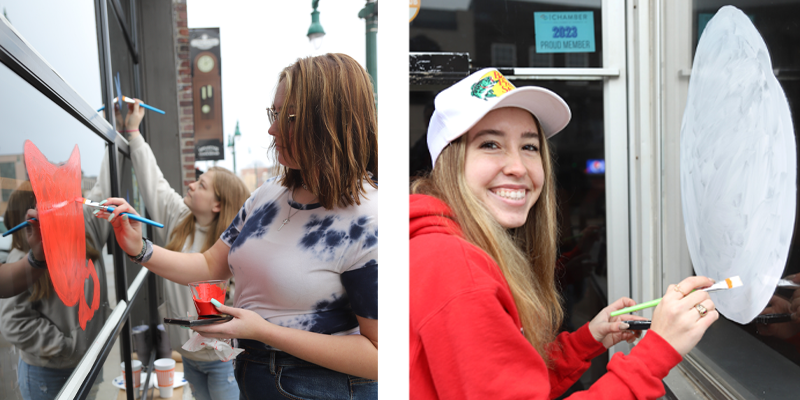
154,358,176,398
121,360,143,398
188,280,227,315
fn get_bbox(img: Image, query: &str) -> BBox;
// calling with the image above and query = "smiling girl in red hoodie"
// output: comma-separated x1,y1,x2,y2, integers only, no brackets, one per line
410,68,719,399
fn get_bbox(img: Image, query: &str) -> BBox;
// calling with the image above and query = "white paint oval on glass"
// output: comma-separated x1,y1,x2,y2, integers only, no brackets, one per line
680,6,797,324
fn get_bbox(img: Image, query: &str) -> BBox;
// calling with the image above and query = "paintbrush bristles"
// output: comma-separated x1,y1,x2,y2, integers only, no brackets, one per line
703,276,743,292
726,276,743,289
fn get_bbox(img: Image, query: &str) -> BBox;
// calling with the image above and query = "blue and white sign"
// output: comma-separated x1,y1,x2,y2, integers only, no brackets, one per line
534,11,595,53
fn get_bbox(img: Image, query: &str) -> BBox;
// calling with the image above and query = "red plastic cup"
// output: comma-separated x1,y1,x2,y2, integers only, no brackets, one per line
189,280,227,316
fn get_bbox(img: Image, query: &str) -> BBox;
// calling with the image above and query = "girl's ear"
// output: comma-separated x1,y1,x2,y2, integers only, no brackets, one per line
212,200,221,214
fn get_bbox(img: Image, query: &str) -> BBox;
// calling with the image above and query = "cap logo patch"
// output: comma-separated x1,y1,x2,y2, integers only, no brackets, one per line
470,70,515,101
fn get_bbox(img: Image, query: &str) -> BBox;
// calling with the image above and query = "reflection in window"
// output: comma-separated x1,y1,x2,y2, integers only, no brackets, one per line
107,1,136,130
529,45,554,67
565,52,589,68
411,0,603,69
0,161,17,202
0,61,114,400
0,2,101,108
491,43,517,67
688,0,800,373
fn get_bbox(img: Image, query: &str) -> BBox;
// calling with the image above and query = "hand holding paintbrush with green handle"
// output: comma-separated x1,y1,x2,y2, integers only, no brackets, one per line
641,276,720,355
593,276,720,356
610,276,742,317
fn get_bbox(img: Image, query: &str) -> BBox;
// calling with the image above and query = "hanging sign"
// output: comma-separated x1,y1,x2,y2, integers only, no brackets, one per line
534,11,595,53
190,28,224,161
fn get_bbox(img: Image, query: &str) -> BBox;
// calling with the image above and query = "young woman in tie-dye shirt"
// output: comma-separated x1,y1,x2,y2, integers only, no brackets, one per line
99,53,378,399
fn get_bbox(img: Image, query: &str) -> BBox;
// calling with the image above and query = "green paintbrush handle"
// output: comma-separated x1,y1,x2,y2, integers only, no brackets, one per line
610,297,663,317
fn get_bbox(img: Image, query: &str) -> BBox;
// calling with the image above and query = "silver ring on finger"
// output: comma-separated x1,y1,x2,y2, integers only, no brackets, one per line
695,303,708,317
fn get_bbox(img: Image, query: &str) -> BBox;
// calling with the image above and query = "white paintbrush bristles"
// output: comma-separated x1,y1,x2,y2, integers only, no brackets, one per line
777,278,800,289
703,276,743,293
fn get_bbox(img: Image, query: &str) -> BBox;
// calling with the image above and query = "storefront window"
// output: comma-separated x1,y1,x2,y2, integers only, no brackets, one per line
0,60,115,400
0,0,162,398
107,2,137,132
410,0,603,69
661,0,800,396
0,1,101,110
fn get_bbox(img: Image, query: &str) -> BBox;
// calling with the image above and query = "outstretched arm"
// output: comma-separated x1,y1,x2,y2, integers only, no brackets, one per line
94,198,231,284
123,99,189,241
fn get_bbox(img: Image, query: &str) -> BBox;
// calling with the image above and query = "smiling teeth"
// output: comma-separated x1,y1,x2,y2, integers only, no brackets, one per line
493,189,525,200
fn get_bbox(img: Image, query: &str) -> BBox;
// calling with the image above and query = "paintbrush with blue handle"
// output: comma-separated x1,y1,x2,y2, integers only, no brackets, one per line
77,198,164,228
2,218,37,237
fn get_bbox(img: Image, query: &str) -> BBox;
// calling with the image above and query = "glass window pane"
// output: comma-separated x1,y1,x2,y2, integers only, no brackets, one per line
661,0,800,392
0,1,101,109
0,61,116,400
118,151,147,284
410,0,603,68
117,0,133,30
690,0,800,367
107,1,137,131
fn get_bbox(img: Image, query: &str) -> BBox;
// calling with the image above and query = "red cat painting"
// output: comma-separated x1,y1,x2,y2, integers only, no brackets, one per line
24,140,100,330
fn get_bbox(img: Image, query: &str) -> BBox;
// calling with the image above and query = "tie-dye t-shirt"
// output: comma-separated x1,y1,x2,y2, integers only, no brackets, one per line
220,178,378,336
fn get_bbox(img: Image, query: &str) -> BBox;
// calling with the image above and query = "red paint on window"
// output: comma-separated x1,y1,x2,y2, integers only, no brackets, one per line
24,140,99,330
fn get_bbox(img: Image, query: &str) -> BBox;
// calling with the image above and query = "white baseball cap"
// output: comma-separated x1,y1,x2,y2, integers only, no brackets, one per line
427,68,571,167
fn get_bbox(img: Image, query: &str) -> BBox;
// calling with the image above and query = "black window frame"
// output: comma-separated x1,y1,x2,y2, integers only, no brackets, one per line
0,1,160,399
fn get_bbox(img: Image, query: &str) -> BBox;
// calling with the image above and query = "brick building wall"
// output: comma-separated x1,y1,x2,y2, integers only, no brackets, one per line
174,0,194,195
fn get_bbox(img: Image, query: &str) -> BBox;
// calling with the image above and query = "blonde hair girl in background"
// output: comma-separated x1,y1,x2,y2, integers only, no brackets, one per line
120,102,249,400
410,68,719,399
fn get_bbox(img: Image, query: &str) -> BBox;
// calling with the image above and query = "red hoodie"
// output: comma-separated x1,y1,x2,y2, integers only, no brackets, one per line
410,194,683,399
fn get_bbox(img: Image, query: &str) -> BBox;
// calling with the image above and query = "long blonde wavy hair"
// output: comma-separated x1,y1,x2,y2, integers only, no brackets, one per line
165,167,249,253
411,113,563,365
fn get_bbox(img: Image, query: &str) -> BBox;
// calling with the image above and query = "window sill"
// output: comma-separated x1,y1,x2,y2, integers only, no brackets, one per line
664,316,800,399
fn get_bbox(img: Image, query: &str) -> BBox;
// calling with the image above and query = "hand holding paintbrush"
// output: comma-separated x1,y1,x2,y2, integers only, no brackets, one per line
88,198,150,257
610,276,742,317
80,197,164,228
643,276,719,356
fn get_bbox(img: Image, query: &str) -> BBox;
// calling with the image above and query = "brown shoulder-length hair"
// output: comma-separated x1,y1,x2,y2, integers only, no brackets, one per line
411,113,563,366
4,181,100,302
273,53,378,210
166,166,250,253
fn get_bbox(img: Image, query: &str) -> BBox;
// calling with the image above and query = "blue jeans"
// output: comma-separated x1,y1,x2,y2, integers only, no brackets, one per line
17,358,70,400
16,358,100,400
234,339,377,400
182,357,240,400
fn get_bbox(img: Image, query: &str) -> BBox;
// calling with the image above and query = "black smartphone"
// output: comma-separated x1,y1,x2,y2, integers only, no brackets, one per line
624,320,651,330
753,313,793,324
163,314,233,327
